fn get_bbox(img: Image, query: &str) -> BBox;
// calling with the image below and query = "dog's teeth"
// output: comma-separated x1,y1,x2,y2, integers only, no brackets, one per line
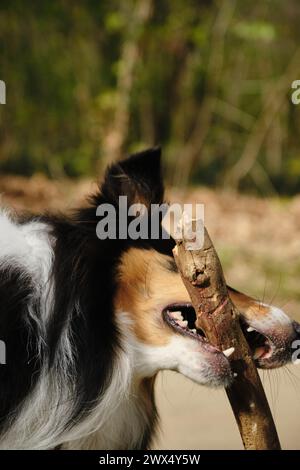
191,329,196,333
233,373,238,378
247,326,255,332
223,347,235,358
170,311,183,321
178,320,188,328
253,347,265,360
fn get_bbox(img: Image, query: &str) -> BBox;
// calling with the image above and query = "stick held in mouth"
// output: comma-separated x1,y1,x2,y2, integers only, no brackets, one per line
172,216,281,450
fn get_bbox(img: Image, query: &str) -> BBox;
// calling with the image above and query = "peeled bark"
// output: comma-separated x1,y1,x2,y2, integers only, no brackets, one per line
172,220,281,450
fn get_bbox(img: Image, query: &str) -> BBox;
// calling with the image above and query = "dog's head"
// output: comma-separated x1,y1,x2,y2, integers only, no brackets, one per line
97,148,300,387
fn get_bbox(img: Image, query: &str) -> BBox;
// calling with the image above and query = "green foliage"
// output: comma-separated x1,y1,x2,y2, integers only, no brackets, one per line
0,0,300,194
233,21,276,42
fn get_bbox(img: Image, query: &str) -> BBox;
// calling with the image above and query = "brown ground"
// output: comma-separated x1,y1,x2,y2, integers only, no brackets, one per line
1,174,300,449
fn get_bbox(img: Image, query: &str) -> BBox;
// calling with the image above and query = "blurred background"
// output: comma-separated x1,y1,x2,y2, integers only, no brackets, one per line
0,0,300,449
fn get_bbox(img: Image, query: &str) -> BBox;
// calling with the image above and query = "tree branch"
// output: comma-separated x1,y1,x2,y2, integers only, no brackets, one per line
173,218,281,450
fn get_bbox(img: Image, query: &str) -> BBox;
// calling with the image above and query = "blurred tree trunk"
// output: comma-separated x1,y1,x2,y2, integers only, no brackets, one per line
173,0,236,187
225,48,300,189
102,0,153,166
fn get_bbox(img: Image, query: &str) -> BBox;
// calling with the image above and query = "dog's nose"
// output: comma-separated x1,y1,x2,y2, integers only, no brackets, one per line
292,321,300,338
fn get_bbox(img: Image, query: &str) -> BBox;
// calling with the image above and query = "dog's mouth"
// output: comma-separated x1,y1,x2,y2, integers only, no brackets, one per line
163,303,207,342
240,319,274,362
162,302,292,368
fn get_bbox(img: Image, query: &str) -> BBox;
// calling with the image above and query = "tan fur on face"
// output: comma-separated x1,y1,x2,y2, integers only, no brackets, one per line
228,288,270,321
115,248,189,346
115,250,272,347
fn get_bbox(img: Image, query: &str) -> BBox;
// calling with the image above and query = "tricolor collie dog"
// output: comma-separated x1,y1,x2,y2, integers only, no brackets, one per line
0,148,299,450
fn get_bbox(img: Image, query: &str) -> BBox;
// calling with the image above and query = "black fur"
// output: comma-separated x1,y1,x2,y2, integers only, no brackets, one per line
0,147,172,445
49,147,171,431
0,266,42,427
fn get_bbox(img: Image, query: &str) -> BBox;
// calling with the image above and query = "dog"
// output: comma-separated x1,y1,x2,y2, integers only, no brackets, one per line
0,147,299,450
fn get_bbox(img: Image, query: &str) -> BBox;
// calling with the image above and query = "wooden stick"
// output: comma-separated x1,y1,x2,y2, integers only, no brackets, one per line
173,218,281,450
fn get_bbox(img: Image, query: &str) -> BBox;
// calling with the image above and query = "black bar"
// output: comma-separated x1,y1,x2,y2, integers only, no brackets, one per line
0,450,298,467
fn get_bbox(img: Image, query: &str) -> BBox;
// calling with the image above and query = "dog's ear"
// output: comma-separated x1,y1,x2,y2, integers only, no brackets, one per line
101,147,164,207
